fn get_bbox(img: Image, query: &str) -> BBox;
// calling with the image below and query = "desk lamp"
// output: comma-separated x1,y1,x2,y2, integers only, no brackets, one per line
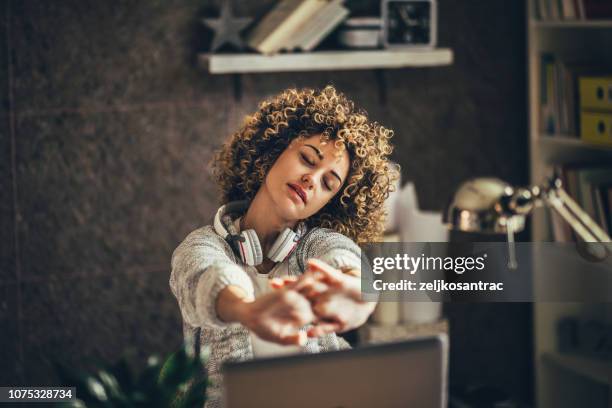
444,177,611,268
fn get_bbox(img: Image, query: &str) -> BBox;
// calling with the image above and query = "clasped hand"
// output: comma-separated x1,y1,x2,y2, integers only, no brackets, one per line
241,259,375,346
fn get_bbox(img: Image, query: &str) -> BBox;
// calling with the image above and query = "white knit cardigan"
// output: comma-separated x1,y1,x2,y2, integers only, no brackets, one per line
169,219,363,407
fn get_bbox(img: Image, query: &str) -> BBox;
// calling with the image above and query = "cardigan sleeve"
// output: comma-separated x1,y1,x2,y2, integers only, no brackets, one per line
302,228,363,271
169,226,255,330
301,228,377,301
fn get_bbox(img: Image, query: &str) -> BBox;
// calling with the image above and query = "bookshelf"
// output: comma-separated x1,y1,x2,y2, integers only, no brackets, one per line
543,352,611,386
528,1,612,407
538,135,612,162
199,49,454,74
531,20,612,28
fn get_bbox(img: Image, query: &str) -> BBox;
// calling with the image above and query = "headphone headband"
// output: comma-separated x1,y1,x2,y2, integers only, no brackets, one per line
213,201,305,266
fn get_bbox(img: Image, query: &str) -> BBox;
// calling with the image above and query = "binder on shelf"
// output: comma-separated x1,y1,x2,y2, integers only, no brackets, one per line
580,111,612,146
579,76,612,111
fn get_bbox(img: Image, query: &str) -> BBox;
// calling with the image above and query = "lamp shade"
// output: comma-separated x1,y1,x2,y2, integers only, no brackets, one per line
444,177,530,234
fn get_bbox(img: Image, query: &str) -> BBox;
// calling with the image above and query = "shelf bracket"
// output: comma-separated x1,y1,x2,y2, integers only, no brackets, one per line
374,69,388,106
231,74,242,102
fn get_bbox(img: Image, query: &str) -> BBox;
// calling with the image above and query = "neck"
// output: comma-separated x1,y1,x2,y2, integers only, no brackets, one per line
241,190,297,255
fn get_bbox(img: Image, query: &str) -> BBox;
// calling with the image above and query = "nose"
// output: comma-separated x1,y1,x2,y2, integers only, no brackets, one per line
301,174,314,190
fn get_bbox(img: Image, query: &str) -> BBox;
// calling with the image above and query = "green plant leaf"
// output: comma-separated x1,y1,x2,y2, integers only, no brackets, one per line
158,348,190,388
52,342,209,408
52,361,108,405
108,359,134,391
175,378,208,408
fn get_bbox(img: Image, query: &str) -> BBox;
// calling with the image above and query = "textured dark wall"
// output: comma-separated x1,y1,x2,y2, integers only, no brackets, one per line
0,0,530,402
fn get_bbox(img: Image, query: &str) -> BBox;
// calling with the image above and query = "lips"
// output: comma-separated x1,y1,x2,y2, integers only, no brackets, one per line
288,183,307,204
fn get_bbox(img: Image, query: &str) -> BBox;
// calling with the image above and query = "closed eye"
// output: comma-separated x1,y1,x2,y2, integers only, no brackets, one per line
323,179,332,191
300,152,315,166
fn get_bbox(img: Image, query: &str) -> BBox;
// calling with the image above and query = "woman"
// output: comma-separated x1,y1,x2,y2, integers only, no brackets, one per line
170,85,396,407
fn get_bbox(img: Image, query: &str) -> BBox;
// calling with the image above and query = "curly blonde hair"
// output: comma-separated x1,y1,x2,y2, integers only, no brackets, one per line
210,85,398,244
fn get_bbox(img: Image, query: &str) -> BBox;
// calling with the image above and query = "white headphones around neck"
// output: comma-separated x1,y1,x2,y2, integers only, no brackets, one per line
213,201,305,266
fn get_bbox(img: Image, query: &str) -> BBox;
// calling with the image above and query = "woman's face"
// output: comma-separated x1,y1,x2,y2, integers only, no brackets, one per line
263,134,350,221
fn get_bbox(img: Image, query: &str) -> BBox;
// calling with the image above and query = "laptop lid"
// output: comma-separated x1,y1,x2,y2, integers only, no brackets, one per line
223,334,448,408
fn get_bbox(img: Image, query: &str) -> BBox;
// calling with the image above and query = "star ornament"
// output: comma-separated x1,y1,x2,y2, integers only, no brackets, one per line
202,1,253,52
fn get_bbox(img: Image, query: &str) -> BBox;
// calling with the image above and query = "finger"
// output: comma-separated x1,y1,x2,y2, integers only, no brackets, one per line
308,264,363,301
283,276,298,284
269,276,298,289
290,275,316,291
296,280,330,300
278,331,307,346
313,299,333,318
306,259,345,286
307,322,343,337
269,278,285,289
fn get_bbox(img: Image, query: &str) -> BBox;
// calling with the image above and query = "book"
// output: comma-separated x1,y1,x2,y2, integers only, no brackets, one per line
551,165,575,241
550,0,561,19
576,0,586,18
541,53,556,133
583,169,612,236
607,186,612,231
539,54,608,137
284,0,348,51
296,2,349,51
534,0,543,19
539,0,550,19
247,0,327,55
561,0,578,18
593,185,609,234
552,165,612,242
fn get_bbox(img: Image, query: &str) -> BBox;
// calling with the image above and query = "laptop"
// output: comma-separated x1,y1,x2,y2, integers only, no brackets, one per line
222,334,448,408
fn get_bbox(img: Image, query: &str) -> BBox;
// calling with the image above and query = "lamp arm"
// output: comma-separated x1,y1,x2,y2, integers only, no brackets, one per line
544,187,611,243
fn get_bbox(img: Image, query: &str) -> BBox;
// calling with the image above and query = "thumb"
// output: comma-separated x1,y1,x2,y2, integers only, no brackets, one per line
306,259,344,286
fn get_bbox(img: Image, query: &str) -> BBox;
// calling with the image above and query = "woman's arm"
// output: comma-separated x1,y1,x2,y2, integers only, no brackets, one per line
170,226,255,329
216,284,315,345
171,226,317,344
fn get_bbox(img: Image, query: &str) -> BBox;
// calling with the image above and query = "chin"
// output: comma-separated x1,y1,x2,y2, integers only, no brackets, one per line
270,194,302,221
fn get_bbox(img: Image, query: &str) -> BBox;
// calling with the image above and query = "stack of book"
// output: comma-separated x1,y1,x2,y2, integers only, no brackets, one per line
540,54,580,136
535,0,612,21
539,52,611,143
247,0,349,54
552,164,612,241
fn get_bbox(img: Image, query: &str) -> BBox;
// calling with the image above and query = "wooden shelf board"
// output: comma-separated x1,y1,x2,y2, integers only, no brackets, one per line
531,19,612,28
543,352,612,385
199,49,453,74
538,135,612,163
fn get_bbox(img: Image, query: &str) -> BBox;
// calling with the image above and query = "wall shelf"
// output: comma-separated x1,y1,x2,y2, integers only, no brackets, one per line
538,135,612,163
199,48,453,74
531,19,612,28
543,352,612,385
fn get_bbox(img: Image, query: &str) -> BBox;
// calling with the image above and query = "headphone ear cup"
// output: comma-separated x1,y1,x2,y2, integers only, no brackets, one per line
268,228,299,262
241,229,263,266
